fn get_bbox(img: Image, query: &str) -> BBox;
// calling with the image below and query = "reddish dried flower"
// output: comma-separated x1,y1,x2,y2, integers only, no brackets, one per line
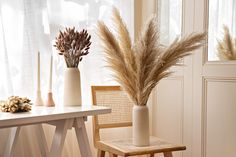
54,27,92,67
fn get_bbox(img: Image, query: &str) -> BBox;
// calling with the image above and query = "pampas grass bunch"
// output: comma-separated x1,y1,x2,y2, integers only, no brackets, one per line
217,25,236,60
98,8,206,106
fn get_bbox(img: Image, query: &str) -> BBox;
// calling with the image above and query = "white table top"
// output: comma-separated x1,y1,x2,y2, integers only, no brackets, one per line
0,106,111,128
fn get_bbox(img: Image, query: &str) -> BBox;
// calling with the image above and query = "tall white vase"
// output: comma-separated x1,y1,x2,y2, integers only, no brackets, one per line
132,105,150,146
64,68,82,106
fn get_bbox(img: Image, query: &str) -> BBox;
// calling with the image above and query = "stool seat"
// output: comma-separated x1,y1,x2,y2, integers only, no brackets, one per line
96,136,186,157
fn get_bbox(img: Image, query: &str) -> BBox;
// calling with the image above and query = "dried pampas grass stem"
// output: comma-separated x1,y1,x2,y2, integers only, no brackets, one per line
217,25,236,60
98,7,206,106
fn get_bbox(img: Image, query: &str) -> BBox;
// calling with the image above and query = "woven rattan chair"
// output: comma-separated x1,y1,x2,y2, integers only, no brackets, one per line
91,86,186,157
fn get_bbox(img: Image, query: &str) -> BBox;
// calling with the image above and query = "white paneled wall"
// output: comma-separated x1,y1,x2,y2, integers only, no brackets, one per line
152,1,236,157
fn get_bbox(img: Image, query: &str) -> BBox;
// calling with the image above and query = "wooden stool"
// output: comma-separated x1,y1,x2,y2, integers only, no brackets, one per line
91,86,186,157
96,136,186,157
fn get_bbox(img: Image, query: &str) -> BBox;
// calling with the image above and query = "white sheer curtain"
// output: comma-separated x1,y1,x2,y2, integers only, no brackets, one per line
208,0,236,60
0,0,133,156
157,0,182,45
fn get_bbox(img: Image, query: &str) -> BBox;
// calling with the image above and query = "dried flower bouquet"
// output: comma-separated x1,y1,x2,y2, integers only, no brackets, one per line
98,8,206,106
54,27,92,67
217,25,236,60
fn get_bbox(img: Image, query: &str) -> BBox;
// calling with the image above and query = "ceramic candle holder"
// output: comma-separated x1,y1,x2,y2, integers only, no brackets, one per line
35,90,44,106
45,92,55,107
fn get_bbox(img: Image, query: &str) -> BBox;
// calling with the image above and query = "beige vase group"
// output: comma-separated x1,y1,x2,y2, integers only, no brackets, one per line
132,105,150,146
63,68,82,106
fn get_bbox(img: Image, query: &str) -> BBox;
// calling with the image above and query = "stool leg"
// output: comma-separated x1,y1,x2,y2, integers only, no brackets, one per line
109,152,118,157
97,149,105,157
150,153,155,157
164,152,173,157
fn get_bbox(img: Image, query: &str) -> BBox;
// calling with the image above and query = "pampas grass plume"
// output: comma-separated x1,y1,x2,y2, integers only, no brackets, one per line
217,25,236,60
98,7,206,106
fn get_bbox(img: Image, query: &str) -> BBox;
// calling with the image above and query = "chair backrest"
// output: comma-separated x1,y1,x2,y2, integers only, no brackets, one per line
91,86,133,146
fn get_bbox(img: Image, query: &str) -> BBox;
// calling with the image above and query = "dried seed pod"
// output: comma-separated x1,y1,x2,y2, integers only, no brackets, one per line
9,104,19,113
0,96,32,113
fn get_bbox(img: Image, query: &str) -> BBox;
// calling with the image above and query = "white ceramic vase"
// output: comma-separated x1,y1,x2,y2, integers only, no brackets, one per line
64,68,82,106
132,105,150,146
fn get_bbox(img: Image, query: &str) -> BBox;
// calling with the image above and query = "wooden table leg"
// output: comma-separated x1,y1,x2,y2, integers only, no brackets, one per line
97,149,105,157
4,127,21,157
34,124,49,157
164,152,173,157
49,118,74,157
74,117,92,157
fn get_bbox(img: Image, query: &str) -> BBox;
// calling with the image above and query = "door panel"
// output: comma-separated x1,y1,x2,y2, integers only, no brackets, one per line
153,78,184,157
204,80,236,157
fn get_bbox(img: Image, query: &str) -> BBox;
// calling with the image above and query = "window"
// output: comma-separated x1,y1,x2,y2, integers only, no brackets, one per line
208,0,236,61
0,0,134,105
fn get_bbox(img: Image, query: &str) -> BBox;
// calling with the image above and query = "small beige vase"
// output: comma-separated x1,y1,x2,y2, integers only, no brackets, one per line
63,68,82,106
132,105,150,146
